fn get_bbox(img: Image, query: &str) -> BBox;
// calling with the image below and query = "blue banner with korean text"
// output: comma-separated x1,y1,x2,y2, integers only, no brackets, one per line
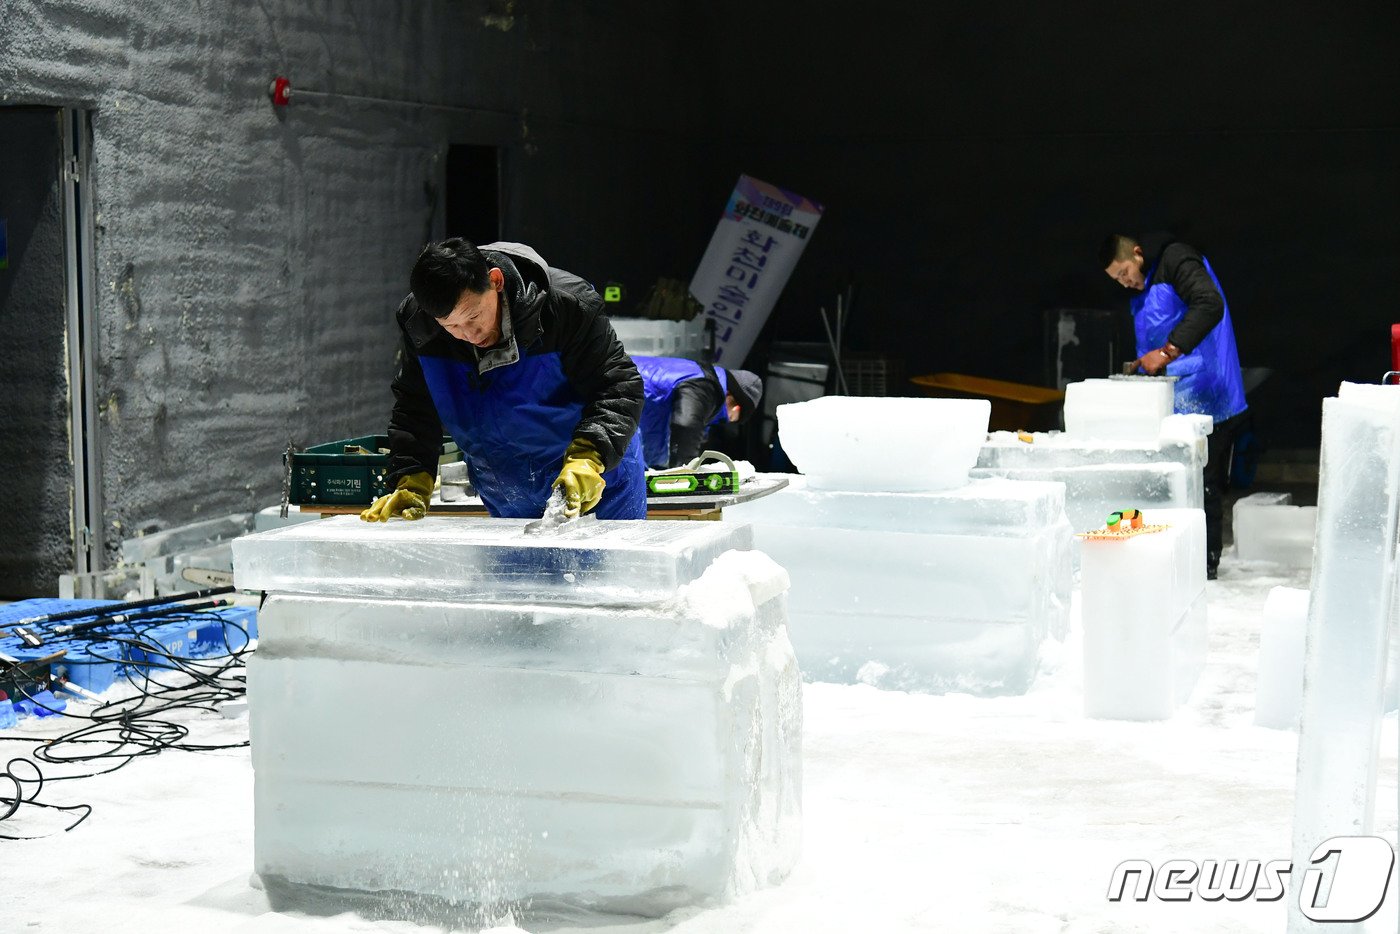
688,176,823,367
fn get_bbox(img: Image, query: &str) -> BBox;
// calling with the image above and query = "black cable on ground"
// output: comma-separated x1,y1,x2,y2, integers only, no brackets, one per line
0,607,253,839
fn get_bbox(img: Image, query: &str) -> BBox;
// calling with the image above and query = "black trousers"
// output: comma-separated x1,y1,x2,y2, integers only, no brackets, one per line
1204,409,1251,569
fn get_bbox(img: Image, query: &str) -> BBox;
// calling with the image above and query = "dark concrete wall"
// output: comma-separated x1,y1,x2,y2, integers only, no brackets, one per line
0,109,71,597
0,0,701,562
689,1,1400,446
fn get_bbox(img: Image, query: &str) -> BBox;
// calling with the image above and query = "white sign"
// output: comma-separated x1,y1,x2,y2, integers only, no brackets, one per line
688,175,823,368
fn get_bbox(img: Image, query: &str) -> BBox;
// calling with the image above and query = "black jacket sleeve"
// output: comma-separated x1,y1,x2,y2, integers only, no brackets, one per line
386,299,445,484
1158,243,1226,354
669,378,725,467
551,292,643,470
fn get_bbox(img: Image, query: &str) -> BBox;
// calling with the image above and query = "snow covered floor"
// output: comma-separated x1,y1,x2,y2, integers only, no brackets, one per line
2,556,1396,933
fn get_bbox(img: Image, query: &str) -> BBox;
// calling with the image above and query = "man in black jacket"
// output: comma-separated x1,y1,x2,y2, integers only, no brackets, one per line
361,239,647,521
1101,232,1248,577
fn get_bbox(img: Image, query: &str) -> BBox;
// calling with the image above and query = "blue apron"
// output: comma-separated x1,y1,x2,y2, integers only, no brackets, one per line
1132,256,1247,422
419,350,646,519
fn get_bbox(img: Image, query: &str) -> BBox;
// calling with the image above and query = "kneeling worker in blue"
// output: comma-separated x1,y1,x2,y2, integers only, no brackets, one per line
362,239,647,521
632,354,763,469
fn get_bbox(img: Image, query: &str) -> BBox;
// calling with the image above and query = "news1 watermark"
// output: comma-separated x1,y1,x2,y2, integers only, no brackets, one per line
1108,835,1396,922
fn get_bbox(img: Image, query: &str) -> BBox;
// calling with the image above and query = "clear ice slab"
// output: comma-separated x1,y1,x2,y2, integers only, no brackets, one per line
235,519,801,917
1255,586,1310,730
724,477,1072,694
1232,492,1317,568
1288,385,1400,931
233,515,751,606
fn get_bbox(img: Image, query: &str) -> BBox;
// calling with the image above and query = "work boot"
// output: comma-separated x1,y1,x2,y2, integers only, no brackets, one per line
1207,551,1220,581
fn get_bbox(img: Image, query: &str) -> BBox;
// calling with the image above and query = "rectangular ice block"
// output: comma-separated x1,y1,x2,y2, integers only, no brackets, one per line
1143,507,1208,603
1081,521,1206,720
1255,586,1309,730
1289,389,1400,928
244,548,801,917
969,462,1191,532
1063,378,1175,441
724,479,1073,694
233,515,753,606
725,476,1067,534
1232,492,1317,567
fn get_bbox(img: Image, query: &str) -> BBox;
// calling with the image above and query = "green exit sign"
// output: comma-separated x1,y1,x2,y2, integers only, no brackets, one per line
603,283,624,303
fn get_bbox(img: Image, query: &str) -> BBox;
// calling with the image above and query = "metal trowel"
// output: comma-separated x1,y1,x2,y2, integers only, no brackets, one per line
523,488,597,536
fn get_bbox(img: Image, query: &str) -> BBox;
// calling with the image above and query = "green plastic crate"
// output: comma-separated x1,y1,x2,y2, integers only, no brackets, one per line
286,435,458,506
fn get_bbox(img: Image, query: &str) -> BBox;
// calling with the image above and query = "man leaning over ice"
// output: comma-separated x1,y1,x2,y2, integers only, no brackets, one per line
1101,231,1248,579
362,239,647,522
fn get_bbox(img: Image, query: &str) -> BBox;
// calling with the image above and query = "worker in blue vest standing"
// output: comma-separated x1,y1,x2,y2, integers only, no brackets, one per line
632,355,763,469
362,239,647,522
1101,232,1248,579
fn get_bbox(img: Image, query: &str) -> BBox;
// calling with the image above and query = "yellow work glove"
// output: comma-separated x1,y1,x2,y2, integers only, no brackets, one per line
359,470,434,522
552,439,606,517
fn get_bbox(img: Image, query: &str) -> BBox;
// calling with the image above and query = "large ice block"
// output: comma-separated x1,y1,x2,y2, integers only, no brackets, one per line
724,477,1072,693
1288,387,1400,931
978,420,1207,507
1081,509,1208,720
1063,378,1175,441
777,396,990,491
1255,586,1309,731
236,518,800,918
233,515,751,606
1232,492,1317,568
969,462,1191,534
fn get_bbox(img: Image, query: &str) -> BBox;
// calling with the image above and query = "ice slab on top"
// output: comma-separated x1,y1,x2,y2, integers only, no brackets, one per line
969,461,1191,533
1255,586,1310,731
1063,378,1174,441
724,475,1068,535
778,396,989,492
233,515,753,606
1232,492,1317,567
249,549,801,917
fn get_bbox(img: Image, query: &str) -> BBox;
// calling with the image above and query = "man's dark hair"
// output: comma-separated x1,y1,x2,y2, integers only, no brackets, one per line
1098,233,1138,269
410,238,491,318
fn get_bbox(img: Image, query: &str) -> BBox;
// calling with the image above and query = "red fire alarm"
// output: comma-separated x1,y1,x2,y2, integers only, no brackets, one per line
269,76,292,107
